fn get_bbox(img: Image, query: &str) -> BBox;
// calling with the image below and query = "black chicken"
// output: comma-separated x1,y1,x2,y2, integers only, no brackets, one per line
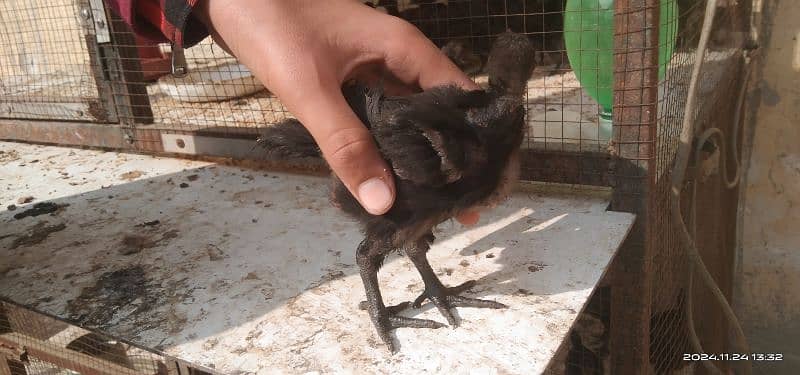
256,31,535,352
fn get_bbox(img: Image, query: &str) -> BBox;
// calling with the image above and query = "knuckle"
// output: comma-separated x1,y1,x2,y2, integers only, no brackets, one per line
386,16,419,35
385,18,425,48
323,127,376,168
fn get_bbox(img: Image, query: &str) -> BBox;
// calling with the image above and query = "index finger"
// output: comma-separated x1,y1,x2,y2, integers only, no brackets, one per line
379,21,480,91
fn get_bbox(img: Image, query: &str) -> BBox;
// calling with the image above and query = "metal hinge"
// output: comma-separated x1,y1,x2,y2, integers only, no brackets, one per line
81,0,111,44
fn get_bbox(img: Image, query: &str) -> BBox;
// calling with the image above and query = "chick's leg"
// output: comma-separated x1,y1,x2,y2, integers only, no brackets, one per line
406,232,507,327
356,237,445,353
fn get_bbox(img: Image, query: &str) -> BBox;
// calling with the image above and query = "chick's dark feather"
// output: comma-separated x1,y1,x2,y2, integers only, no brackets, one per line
256,119,320,159
332,84,524,237
259,83,525,239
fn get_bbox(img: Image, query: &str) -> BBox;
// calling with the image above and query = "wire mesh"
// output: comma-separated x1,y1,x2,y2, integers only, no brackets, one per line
544,286,611,374
392,0,609,152
649,0,749,373
101,1,612,159
0,299,216,375
647,1,704,373
112,35,292,136
390,0,613,186
0,0,102,122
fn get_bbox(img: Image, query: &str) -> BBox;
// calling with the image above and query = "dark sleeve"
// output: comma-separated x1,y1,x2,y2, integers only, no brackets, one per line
103,0,209,48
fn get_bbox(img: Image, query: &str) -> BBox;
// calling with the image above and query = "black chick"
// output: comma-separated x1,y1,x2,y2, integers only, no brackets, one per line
485,30,537,97
441,39,484,76
257,31,535,352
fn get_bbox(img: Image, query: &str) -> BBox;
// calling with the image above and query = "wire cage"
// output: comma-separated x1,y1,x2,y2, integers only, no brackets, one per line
0,0,755,374
0,0,105,122
0,299,216,375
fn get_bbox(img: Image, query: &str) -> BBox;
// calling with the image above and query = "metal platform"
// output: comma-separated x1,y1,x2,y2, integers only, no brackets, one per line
1,141,634,374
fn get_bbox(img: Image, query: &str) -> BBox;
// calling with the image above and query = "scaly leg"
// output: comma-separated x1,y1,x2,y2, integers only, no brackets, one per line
406,232,507,327
355,237,445,353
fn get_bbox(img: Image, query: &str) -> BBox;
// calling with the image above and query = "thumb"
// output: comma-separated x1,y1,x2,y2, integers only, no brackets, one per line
285,81,396,215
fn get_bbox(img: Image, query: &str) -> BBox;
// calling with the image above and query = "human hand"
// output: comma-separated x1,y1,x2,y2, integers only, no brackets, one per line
196,0,481,225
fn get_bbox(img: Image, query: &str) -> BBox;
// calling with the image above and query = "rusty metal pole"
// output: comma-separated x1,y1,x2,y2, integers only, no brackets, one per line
609,0,659,373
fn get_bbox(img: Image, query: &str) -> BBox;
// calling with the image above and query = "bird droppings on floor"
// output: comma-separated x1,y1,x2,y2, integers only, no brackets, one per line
9,220,67,249
12,201,66,220
0,141,634,374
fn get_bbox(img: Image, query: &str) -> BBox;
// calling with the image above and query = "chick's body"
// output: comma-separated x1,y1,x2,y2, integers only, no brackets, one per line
333,83,525,248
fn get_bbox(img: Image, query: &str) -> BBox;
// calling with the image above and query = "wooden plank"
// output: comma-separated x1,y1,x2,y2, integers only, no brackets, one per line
0,357,13,375
47,326,92,347
0,102,101,122
0,119,128,149
520,149,613,187
609,0,660,373
0,333,146,375
0,358,26,375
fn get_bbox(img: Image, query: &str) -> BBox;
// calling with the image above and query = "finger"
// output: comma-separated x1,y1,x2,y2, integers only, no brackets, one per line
379,20,481,91
349,63,418,96
282,78,396,215
456,210,480,226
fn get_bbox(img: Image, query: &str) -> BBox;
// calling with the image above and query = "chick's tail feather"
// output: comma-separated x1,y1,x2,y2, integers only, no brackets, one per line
256,119,322,159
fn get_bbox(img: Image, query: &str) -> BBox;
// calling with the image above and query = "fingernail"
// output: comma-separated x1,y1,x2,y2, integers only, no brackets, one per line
358,177,392,215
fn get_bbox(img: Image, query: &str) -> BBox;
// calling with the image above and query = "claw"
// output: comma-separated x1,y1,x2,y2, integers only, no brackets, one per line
389,316,446,329
412,280,477,308
362,301,446,353
375,320,396,353
411,279,506,327
448,295,507,309
412,293,428,309
431,297,458,326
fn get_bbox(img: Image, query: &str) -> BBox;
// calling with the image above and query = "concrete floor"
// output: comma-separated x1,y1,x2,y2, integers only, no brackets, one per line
0,141,633,374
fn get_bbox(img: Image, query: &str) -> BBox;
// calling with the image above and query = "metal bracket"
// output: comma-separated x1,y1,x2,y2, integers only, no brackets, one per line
161,133,262,159
170,43,188,77
86,0,111,44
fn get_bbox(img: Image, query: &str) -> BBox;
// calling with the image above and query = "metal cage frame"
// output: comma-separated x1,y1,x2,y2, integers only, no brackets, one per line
0,0,755,373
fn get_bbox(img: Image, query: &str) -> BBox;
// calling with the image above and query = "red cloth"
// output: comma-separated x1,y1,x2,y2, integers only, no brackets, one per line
104,0,208,48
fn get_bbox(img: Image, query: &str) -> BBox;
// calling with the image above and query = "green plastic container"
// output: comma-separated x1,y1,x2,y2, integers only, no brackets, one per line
564,0,678,139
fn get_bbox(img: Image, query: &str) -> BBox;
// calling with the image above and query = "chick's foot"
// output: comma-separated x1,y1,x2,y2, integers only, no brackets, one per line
358,300,446,353
411,279,507,327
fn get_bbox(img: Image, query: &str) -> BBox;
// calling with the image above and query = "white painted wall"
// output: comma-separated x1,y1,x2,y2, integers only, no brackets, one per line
736,1,800,374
